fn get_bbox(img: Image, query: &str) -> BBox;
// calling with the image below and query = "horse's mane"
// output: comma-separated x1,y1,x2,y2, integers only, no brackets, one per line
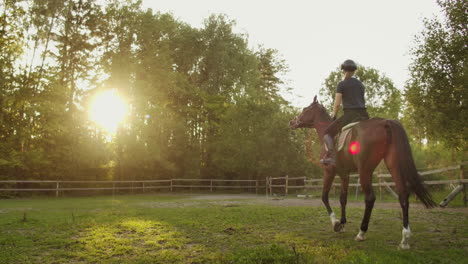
312,102,332,122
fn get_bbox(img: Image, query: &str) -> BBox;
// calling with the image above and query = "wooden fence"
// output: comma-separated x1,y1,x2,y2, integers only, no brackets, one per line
0,164,465,205
266,164,467,204
0,179,265,197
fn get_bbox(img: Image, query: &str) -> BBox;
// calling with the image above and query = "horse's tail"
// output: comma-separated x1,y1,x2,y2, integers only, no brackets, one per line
386,120,436,208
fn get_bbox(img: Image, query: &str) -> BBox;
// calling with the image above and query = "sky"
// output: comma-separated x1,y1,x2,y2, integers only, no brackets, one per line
142,0,441,107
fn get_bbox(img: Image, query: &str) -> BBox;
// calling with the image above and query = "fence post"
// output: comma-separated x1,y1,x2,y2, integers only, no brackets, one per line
143,182,145,193
285,175,289,196
210,180,213,193
56,181,59,198
256,180,258,195
461,165,467,206
269,177,273,197
355,177,360,200
170,179,173,192
303,177,307,194
379,176,382,201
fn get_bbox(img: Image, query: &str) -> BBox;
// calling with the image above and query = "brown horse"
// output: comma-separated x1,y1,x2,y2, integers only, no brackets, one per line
290,96,435,249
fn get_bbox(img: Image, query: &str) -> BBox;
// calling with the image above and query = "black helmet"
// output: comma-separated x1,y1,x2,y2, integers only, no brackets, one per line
341,59,357,71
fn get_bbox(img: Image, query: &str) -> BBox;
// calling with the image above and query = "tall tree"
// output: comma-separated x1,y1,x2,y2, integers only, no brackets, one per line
405,0,467,150
0,0,316,183
195,15,258,178
212,46,313,180
0,0,27,172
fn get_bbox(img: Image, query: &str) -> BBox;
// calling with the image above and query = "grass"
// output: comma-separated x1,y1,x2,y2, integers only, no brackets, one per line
0,193,467,264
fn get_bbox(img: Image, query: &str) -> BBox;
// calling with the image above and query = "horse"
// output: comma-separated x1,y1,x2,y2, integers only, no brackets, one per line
289,96,435,249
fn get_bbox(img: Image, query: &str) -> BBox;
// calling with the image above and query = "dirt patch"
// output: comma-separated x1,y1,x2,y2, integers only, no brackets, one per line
190,194,261,200
139,194,467,213
255,198,401,209
0,207,36,214
139,200,246,208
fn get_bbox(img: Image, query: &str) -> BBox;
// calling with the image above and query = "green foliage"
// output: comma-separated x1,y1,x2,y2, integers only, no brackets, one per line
405,0,467,150
0,1,313,181
408,140,466,169
3,0,461,182
212,99,314,180
320,65,402,120
92,9,313,180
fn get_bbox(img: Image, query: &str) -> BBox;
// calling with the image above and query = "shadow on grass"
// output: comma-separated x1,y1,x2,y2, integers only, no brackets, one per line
1,194,467,264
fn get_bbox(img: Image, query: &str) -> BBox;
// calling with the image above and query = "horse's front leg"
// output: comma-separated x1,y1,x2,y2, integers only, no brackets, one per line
321,167,340,231
355,171,376,242
336,174,350,232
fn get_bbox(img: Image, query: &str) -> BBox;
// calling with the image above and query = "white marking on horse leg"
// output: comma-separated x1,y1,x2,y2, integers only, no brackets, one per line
355,230,366,241
399,226,411,250
330,212,339,225
330,212,341,231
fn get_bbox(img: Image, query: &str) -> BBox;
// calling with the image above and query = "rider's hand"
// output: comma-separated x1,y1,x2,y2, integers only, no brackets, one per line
332,116,337,121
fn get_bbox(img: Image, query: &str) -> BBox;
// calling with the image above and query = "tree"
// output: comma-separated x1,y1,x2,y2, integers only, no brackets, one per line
211,46,313,180
320,65,402,120
212,98,315,180
253,47,288,104
193,15,258,178
0,1,315,183
405,0,467,150
0,0,27,172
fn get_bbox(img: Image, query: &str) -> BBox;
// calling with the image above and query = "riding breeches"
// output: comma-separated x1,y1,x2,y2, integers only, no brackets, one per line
324,108,369,137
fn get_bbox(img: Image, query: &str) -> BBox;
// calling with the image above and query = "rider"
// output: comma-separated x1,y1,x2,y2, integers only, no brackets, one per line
320,59,369,166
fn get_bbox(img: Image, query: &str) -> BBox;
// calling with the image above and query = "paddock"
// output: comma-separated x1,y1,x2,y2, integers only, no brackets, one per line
0,193,466,264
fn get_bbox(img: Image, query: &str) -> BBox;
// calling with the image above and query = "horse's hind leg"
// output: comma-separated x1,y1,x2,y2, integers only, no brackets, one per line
397,191,411,250
336,174,350,232
355,169,376,241
385,152,411,249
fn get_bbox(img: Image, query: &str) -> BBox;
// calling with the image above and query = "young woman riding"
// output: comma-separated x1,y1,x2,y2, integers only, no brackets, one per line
320,59,370,166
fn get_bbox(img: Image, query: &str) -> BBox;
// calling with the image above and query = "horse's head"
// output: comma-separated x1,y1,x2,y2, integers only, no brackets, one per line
289,96,329,129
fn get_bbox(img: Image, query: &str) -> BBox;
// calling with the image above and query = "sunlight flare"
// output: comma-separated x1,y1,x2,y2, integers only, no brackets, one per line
89,89,128,134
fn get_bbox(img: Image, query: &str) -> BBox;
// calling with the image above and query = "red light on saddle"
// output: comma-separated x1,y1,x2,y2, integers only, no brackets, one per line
349,141,361,155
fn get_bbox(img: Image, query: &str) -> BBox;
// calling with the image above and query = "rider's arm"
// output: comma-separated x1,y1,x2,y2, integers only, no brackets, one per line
332,93,342,119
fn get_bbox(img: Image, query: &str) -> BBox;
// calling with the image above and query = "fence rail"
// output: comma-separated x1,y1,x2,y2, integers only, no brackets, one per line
0,180,173,183
0,178,265,196
1,164,465,204
266,163,467,204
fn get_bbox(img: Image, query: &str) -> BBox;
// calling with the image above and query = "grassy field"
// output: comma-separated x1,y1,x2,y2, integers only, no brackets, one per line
0,193,467,264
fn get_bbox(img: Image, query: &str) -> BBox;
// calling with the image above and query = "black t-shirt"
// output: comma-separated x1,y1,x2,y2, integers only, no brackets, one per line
336,78,366,109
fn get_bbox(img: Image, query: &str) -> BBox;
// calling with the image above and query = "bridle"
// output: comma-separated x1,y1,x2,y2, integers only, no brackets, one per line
293,105,332,129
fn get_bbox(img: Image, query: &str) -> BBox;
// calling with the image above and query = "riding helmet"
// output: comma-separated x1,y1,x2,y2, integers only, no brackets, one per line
341,59,358,71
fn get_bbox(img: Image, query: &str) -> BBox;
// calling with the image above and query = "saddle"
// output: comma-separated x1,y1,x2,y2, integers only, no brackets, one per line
335,121,360,152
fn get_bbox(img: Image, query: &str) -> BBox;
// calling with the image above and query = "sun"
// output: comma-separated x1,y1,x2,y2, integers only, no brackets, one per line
89,90,128,134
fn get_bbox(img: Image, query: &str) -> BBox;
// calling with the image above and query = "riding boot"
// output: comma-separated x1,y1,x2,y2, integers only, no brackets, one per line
320,134,336,166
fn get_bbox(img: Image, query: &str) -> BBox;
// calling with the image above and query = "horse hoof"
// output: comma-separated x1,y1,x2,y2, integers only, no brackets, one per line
355,231,366,241
333,222,344,232
398,243,410,250
355,235,365,241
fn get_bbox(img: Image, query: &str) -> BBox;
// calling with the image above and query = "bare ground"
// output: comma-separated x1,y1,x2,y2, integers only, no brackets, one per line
138,193,468,213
